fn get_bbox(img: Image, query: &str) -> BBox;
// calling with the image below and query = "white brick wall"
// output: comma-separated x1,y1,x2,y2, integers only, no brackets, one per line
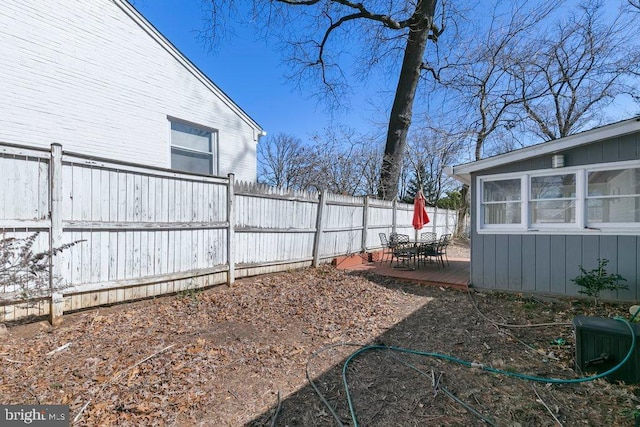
0,0,260,182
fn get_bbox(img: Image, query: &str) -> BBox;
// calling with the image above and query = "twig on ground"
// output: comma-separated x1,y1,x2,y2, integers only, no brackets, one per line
46,342,71,356
432,370,442,397
533,385,563,426
440,385,496,426
228,389,239,400
270,390,282,427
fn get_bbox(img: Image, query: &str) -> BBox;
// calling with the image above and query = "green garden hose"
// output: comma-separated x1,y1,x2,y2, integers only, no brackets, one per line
341,316,636,427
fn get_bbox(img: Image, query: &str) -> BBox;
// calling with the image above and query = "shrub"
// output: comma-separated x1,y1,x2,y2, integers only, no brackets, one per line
0,233,82,303
571,258,627,305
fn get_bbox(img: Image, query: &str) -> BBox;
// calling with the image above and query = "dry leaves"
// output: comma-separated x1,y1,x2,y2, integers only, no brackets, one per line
1,266,639,426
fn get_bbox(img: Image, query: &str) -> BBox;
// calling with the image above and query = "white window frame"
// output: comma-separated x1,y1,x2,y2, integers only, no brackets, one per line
168,117,218,175
528,171,580,230
476,159,640,235
586,163,640,229
478,174,526,232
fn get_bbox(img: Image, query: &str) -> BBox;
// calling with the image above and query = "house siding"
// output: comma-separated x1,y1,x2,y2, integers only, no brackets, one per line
0,0,258,182
470,131,640,301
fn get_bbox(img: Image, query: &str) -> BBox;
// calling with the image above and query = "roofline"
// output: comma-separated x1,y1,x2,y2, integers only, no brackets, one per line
114,0,264,133
447,116,640,185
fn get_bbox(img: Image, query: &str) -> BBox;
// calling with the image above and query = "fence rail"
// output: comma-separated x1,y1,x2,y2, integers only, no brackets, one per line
0,142,459,324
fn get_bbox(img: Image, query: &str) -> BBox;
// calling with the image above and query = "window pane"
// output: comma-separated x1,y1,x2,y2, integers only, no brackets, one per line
171,147,212,175
588,168,640,196
483,202,521,224
171,122,211,152
531,174,576,199
483,179,520,202
531,200,575,223
587,197,640,223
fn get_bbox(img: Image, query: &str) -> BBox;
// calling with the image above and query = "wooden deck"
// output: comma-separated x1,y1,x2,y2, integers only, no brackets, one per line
345,254,470,290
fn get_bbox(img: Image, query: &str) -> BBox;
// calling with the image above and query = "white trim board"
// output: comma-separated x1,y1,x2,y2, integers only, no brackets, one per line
446,116,640,185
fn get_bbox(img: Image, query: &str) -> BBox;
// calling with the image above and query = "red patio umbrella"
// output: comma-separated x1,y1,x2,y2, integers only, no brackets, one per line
412,190,430,231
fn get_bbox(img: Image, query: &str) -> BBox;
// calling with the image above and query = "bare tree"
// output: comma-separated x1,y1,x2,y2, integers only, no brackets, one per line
434,0,557,160
257,128,383,196
307,126,383,196
627,0,640,13
512,1,640,140
203,0,444,201
257,133,312,188
404,125,463,205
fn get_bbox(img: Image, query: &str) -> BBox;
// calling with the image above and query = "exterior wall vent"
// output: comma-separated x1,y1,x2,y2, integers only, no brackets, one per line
551,154,565,168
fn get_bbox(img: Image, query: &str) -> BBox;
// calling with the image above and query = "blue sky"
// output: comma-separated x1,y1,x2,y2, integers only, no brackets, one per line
133,0,383,141
132,1,639,148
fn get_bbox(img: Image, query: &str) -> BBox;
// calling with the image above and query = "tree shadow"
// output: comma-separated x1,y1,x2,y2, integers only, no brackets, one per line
245,279,506,426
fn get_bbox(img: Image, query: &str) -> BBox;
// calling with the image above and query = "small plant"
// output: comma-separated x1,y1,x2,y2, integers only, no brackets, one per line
0,233,82,303
571,258,627,305
177,279,201,307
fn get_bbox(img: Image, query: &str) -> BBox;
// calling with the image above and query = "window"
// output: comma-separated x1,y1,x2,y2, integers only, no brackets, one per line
481,179,521,225
170,120,217,175
477,161,639,233
587,167,640,224
530,174,576,224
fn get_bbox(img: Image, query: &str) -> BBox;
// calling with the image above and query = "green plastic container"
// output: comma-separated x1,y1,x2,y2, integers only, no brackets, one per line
573,316,640,383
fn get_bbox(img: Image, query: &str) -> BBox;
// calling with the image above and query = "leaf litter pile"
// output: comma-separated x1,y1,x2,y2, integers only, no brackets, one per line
2,265,640,426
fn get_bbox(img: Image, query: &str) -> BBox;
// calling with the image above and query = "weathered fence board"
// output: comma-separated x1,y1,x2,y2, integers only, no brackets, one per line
0,142,460,323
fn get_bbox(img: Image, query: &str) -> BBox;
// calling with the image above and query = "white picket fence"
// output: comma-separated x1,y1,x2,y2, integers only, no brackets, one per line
0,142,459,323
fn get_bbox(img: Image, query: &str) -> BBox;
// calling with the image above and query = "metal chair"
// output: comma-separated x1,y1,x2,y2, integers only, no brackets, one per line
390,234,416,268
418,234,448,268
378,232,394,262
439,234,452,266
420,232,437,244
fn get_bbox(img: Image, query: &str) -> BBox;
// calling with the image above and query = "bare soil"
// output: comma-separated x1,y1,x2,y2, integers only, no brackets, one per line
2,251,639,426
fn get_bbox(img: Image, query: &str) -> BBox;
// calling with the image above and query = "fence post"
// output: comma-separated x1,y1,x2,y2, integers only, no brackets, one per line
432,206,438,236
445,208,450,235
227,173,235,285
49,143,64,326
392,198,398,234
312,190,327,267
361,196,369,252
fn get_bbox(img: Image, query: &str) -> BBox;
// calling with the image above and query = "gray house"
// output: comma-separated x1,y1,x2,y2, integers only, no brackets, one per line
447,117,640,301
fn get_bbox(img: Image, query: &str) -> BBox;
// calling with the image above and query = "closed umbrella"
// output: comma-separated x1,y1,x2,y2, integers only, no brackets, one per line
412,190,430,235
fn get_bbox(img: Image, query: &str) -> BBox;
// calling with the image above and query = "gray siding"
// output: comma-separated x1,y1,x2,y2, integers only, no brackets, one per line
478,131,639,176
470,131,640,301
471,234,640,301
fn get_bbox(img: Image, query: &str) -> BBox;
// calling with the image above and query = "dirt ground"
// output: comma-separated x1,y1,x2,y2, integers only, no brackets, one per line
2,242,640,426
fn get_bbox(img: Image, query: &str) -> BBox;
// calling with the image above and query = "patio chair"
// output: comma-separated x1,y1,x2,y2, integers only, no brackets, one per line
390,234,417,268
378,232,394,262
419,234,450,268
418,239,441,268
420,231,437,244
440,234,452,266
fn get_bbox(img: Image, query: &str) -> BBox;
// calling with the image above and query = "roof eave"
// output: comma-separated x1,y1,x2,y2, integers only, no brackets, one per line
443,166,471,186
449,117,640,178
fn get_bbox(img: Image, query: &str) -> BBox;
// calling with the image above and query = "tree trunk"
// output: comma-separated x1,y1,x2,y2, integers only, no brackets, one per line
377,0,437,201
455,184,470,237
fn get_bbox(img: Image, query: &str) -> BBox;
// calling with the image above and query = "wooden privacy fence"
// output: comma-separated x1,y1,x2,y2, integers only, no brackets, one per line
0,142,459,324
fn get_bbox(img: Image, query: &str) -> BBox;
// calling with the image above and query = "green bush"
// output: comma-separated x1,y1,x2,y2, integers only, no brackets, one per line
571,258,627,305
